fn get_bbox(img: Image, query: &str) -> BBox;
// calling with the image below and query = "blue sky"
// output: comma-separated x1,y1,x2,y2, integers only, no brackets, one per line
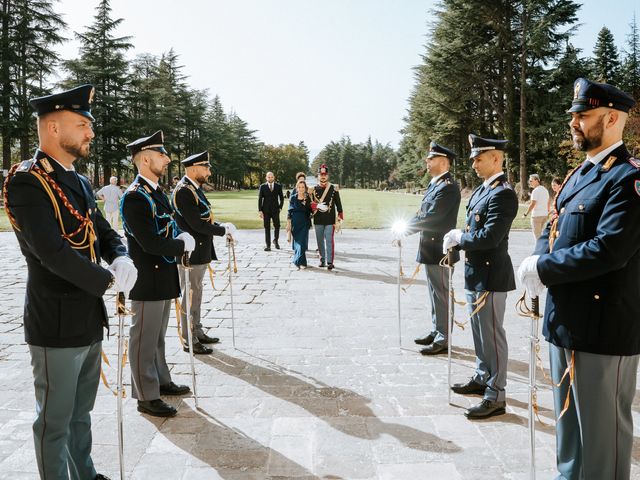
54,0,638,157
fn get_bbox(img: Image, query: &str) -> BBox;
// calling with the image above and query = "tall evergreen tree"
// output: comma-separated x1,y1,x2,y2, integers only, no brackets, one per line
1,0,66,179
62,0,132,184
592,26,621,84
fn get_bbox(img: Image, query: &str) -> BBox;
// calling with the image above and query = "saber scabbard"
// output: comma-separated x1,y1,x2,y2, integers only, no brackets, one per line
396,237,402,348
529,295,540,480
182,253,199,409
227,235,237,348
116,292,127,480
446,248,455,405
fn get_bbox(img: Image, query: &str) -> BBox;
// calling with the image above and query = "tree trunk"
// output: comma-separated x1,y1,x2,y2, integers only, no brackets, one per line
1,0,11,179
519,3,528,200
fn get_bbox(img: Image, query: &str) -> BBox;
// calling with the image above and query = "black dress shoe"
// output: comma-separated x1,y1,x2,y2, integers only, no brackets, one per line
274,241,280,249
264,246,271,251
420,343,447,355
183,342,212,355
197,333,220,344
327,263,335,270
95,475,111,480
160,382,191,396
465,399,506,419
319,261,326,268
137,399,177,417
414,333,436,346
451,378,486,396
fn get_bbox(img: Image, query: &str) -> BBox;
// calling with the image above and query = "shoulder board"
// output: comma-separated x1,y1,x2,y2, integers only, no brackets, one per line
15,159,36,173
601,155,618,172
38,158,54,173
628,157,640,169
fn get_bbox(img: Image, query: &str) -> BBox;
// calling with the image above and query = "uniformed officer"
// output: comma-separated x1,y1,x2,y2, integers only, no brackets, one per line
404,142,461,355
443,134,518,419
518,78,638,480
121,130,195,417
310,164,343,270
172,151,237,354
4,84,138,480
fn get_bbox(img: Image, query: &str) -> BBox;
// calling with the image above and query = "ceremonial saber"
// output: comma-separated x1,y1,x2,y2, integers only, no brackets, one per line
115,292,126,480
227,235,236,348
529,296,540,480
182,253,199,409
396,236,402,348
447,248,454,406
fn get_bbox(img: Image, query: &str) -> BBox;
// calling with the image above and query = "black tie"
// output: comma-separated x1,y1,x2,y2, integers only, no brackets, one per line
580,160,595,176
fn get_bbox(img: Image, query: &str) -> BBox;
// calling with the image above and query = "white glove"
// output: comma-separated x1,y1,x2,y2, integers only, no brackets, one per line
517,255,545,298
442,229,462,253
224,222,238,239
177,232,195,253
107,256,138,293
316,202,329,213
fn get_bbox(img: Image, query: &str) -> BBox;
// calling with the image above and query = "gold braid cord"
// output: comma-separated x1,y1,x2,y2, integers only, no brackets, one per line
100,295,131,397
4,163,97,262
207,264,216,290
174,289,194,348
548,164,581,253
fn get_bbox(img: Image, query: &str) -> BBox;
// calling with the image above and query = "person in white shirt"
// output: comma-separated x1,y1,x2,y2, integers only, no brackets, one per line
97,176,123,229
522,174,550,239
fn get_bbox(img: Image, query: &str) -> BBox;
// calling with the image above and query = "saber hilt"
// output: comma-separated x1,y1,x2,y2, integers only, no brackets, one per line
182,252,191,268
532,296,539,317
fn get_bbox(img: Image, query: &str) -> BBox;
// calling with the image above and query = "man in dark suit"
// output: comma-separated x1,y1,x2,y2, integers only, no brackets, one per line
4,84,137,480
172,151,236,354
404,142,461,355
258,171,284,250
519,78,638,480
443,134,518,419
121,130,194,418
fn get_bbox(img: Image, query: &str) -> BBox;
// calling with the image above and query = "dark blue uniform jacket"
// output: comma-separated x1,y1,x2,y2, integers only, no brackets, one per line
458,174,518,292
172,176,226,266
121,175,185,301
534,144,640,355
407,172,461,265
6,150,126,347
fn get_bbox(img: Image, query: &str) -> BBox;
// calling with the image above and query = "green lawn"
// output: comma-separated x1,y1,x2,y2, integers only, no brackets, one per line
0,188,532,231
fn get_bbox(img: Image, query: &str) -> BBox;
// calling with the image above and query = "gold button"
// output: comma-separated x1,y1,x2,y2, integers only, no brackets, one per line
594,294,600,300
154,265,159,269
579,204,584,211
431,237,435,241
485,261,490,265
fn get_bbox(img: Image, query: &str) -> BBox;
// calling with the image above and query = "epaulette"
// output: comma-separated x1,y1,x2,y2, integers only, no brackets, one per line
601,155,618,172
15,159,36,173
628,157,640,169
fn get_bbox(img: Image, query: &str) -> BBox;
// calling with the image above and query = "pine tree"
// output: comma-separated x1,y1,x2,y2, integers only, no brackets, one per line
592,26,621,84
62,0,132,185
0,0,66,180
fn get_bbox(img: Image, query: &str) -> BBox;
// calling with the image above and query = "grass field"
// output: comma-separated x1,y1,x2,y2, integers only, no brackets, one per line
0,188,533,232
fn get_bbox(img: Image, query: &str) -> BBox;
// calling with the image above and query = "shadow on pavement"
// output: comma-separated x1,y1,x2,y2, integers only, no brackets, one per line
142,402,332,479
202,350,461,454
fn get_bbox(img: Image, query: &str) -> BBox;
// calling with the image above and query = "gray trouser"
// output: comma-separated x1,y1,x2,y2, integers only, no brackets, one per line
178,264,208,344
29,342,101,480
425,264,450,345
550,344,639,480
314,224,335,264
129,299,172,400
466,290,508,402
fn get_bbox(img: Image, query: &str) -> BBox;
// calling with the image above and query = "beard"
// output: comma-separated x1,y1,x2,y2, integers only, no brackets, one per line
195,173,210,185
60,136,91,159
149,161,168,178
572,115,605,152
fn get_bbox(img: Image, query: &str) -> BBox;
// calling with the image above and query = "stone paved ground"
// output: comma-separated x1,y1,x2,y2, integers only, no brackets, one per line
0,229,639,479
